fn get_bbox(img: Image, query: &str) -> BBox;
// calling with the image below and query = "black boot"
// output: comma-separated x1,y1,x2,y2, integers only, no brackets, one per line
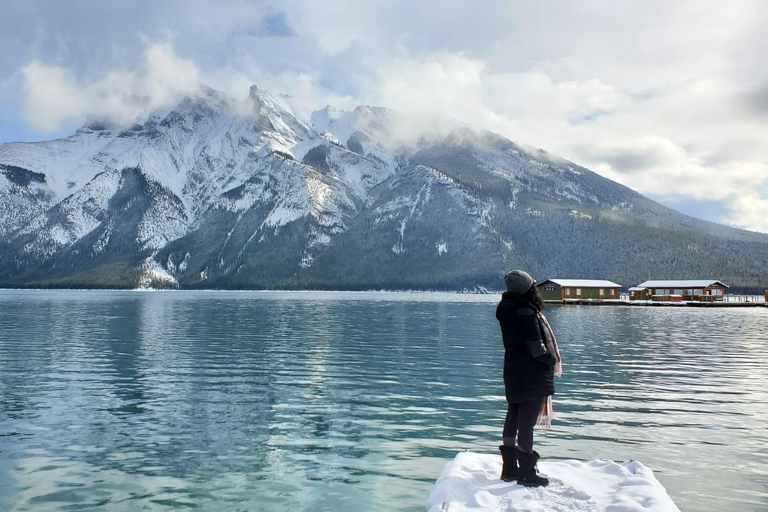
517,449,549,487
498,445,518,482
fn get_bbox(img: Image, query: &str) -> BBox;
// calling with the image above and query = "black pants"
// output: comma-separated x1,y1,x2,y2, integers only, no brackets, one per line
503,397,545,453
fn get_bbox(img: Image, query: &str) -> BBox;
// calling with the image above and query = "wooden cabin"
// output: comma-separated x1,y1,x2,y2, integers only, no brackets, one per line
537,279,622,301
632,280,728,302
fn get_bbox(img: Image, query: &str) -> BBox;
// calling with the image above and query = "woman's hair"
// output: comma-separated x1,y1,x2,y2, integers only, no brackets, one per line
522,284,544,311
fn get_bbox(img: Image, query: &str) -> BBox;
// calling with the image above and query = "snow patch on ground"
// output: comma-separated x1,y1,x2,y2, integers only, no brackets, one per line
427,452,679,512
569,210,593,220
137,258,178,289
262,203,306,228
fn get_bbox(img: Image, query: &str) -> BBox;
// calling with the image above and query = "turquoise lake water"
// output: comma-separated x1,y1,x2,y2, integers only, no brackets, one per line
0,290,766,511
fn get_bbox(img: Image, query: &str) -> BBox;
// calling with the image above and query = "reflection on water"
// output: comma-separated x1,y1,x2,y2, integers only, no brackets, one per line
0,290,767,511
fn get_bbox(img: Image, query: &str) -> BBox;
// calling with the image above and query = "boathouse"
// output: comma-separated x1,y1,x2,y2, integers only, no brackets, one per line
631,280,728,301
537,279,622,301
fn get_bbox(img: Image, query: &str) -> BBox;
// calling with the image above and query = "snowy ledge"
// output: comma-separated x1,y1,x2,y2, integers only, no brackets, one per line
427,452,680,512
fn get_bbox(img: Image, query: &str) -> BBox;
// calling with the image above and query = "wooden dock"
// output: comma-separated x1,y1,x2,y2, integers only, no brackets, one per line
546,299,768,308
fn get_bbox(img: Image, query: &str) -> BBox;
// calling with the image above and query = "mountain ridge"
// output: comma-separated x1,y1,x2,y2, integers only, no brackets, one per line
1,84,766,292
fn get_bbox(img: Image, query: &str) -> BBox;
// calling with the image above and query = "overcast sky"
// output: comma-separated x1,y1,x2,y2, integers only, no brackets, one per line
2,0,768,232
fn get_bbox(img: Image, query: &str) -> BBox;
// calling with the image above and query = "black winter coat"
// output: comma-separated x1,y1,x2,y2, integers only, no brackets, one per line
496,292,556,403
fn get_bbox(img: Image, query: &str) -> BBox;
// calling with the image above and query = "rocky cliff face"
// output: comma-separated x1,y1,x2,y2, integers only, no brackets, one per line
1,85,767,291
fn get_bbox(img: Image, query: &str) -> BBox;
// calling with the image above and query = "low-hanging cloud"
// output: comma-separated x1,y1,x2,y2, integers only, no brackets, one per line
573,136,688,175
370,52,630,143
21,43,200,132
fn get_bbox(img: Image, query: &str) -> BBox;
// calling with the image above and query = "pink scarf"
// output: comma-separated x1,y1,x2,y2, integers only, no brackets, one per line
536,312,562,428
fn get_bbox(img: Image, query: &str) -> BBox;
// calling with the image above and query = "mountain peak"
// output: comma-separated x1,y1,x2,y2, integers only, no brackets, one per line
248,84,267,100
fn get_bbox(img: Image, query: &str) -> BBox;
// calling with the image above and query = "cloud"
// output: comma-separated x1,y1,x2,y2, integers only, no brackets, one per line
21,43,200,132
21,62,87,133
578,139,768,232
572,137,685,174
373,54,486,128
727,192,768,233
368,53,625,143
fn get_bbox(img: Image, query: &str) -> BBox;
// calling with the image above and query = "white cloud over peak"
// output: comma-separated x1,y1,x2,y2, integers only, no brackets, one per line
21,43,199,132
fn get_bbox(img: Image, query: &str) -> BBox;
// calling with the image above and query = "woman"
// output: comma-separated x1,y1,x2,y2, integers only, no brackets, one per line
496,269,561,487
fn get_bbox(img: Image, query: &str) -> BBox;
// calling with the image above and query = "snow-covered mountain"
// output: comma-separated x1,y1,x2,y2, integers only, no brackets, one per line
1,85,767,291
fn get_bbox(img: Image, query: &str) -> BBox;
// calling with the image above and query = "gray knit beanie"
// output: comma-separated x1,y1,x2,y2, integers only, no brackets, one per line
504,270,534,294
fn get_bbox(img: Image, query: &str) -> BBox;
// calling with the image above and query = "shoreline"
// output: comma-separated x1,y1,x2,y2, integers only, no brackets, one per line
1,288,765,306
546,299,767,308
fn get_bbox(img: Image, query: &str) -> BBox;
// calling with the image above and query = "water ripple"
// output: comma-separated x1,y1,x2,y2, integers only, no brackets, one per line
0,291,766,511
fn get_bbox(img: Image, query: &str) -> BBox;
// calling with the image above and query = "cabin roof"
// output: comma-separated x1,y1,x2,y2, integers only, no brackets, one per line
627,287,646,291
539,279,622,288
636,280,728,288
